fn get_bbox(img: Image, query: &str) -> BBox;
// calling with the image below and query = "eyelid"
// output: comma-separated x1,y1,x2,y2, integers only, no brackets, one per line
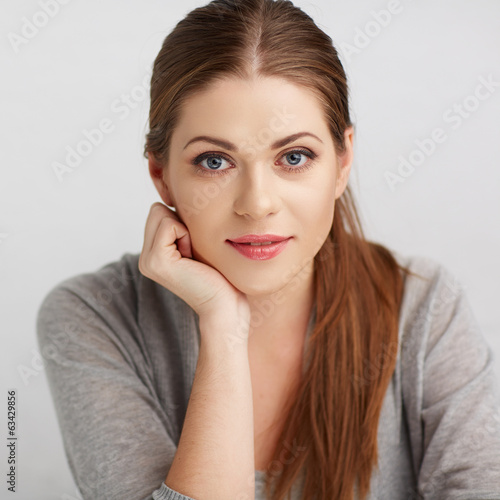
193,146,316,163
191,146,318,176
191,151,233,169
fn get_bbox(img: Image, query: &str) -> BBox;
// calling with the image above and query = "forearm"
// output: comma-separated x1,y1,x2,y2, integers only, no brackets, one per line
164,315,254,500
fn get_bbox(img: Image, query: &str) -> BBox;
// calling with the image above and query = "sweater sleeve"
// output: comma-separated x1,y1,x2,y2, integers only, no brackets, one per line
402,261,500,500
36,279,198,500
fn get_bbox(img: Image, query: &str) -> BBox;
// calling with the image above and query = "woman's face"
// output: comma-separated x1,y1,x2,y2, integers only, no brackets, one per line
151,76,353,297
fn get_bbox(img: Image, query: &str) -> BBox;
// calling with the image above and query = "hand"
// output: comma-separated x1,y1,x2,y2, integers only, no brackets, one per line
139,203,250,325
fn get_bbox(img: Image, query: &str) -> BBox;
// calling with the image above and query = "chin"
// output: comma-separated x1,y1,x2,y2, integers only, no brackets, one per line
224,270,289,298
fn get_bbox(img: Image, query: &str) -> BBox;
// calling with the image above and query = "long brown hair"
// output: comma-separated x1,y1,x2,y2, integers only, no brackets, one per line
144,1,421,498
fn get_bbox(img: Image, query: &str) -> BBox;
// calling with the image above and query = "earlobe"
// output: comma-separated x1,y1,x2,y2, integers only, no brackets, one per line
334,162,351,199
334,126,354,199
148,154,175,208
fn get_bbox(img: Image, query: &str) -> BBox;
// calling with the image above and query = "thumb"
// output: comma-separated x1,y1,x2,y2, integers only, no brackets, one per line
173,224,193,259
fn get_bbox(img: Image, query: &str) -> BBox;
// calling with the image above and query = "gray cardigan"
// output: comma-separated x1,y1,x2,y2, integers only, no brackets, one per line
36,251,500,499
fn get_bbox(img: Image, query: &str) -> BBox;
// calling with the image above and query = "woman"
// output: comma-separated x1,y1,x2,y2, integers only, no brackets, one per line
36,0,500,499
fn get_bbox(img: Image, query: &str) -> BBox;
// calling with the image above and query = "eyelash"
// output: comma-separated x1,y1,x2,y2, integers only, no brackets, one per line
191,148,318,177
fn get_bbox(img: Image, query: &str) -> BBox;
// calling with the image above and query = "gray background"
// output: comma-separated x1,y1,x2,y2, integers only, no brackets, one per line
1,1,499,498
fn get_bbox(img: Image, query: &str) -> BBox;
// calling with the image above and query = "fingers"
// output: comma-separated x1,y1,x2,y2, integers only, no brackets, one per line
174,224,193,259
142,202,174,255
142,202,192,261
151,216,192,260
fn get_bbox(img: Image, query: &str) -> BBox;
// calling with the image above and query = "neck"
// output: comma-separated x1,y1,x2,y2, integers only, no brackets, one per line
246,263,315,356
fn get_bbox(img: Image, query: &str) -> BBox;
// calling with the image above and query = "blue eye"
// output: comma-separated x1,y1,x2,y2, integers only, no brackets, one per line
280,149,318,173
191,148,318,177
283,151,309,169
192,153,232,176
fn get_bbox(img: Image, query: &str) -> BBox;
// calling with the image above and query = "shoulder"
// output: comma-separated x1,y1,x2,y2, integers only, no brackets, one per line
392,250,468,324
35,253,140,358
37,252,141,323
392,249,461,293
36,252,189,348
43,251,141,293
389,250,480,359
387,253,500,496
390,250,493,386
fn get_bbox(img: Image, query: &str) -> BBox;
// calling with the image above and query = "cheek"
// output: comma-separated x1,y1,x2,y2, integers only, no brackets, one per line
186,225,211,266
177,177,230,218
301,175,336,219
182,212,217,257
301,177,336,245
174,183,208,227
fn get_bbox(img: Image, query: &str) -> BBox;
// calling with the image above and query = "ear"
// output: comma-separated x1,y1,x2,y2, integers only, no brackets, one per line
148,153,176,209
335,125,354,200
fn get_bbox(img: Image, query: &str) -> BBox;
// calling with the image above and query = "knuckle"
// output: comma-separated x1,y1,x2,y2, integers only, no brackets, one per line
138,254,151,276
159,215,171,227
148,253,163,273
138,259,146,276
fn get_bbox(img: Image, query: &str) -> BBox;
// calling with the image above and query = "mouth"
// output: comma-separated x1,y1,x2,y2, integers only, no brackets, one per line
227,234,291,244
238,242,275,246
226,236,292,261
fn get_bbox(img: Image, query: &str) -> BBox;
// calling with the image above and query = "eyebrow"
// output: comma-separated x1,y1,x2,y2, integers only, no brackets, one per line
183,132,323,151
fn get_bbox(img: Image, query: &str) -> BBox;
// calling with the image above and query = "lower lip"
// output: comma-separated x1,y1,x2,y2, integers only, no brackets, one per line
226,238,292,260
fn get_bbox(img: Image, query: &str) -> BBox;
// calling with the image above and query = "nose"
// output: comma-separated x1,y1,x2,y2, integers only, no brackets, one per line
232,163,281,220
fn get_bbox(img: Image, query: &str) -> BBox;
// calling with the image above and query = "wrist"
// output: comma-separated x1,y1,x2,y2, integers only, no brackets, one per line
198,312,250,354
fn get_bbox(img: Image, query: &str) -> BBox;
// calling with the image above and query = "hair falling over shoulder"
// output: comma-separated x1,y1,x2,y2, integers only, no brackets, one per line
144,1,417,498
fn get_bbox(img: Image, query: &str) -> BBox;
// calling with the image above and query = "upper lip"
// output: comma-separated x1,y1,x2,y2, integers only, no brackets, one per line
228,234,291,243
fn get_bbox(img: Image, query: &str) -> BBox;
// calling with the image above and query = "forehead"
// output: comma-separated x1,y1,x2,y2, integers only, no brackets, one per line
172,76,329,147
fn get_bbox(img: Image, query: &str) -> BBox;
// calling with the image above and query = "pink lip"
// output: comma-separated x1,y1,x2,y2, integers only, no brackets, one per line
226,237,292,261
228,234,290,244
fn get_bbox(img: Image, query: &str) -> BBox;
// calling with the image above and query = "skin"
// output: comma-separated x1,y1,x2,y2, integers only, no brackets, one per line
148,75,354,360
